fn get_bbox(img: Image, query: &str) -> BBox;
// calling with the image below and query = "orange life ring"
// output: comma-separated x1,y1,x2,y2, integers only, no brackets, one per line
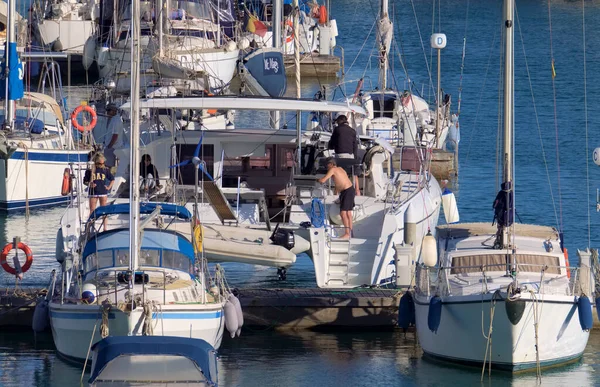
564,248,570,278
285,20,294,44
71,105,98,133
1,242,33,275
61,168,71,196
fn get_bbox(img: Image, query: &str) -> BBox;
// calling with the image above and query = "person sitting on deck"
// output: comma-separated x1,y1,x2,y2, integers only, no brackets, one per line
318,158,355,239
84,153,115,232
140,154,162,192
328,115,361,195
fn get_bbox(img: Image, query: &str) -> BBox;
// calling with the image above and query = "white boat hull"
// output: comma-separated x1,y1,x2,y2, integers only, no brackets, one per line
0,148,88,211
34,20,94,55
97,46,239,92
414,293,590,370
50,303,225,361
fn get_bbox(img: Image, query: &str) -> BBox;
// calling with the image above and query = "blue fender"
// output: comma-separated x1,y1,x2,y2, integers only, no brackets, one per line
578,295,593,331
428,296,442,333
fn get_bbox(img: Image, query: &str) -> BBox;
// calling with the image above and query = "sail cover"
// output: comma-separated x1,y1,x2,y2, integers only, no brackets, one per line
376,16,393,59
0,42,24,101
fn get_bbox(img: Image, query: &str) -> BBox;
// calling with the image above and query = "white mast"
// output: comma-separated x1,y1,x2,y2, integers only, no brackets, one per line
128,0,141,309
501,0,514,250
379,0,389,90
270,0,282,129
293,0,301,168
3,0,16,131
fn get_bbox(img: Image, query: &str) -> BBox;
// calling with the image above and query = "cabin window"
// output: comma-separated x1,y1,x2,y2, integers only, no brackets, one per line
140,249,160,266
451,254,561,275
371,94,396,119
162,250,192,272
85,250,113,272
115,250,129,266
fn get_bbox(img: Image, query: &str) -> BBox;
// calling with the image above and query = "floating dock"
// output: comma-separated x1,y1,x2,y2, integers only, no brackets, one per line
0,288,45,329
0,287,399,330
392,148,457,181
237,288,400,329
284,54,341,78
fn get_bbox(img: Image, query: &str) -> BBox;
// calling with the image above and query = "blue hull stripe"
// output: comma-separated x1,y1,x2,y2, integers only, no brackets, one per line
0,196,69,211
10,151,89,163
152,311,222,319
50,310,222,320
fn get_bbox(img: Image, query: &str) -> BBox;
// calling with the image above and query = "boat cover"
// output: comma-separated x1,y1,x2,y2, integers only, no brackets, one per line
88,202,192,221
89,336,217,384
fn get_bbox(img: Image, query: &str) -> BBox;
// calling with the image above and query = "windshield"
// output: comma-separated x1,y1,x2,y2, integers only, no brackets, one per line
176,0,212,20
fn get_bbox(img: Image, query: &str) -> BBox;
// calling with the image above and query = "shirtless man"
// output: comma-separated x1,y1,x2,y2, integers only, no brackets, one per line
318,158,356,239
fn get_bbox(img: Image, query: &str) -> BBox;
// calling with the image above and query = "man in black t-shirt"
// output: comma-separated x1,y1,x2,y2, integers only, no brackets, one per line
328,115,358,157
328,115,361,195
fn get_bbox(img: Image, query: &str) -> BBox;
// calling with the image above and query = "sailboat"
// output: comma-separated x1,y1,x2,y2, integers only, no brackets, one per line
0,0,90,211
88,0,239,94
412,0,592,371
350,0,458,151
49,0,232,362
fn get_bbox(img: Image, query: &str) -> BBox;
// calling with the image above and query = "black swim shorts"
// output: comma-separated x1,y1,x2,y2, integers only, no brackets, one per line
339,187,356,211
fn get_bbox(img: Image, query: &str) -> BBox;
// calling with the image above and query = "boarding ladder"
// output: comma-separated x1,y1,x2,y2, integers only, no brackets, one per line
202,181,238,225
326,236,352,286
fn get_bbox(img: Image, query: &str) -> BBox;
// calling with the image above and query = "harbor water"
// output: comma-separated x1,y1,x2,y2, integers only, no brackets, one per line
3,0,600,385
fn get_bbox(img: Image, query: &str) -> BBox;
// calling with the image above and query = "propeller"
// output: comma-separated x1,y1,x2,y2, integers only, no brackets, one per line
169,132,213,180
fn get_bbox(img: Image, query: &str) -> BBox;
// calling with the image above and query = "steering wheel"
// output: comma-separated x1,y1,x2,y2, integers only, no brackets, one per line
270,223,280,242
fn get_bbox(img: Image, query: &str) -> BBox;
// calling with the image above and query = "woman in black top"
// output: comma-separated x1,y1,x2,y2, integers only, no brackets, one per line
140,154,162,192
84,153,115,231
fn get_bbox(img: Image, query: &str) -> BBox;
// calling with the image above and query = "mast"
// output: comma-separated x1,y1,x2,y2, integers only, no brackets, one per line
379,0,389,89
129,0,141,309
157,0,164,56
270,0,282,129
293,0,301,169
3,0,16,131
501,0,514,249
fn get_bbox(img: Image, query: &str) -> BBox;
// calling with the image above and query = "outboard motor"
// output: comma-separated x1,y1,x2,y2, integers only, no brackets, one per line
270,224,295,251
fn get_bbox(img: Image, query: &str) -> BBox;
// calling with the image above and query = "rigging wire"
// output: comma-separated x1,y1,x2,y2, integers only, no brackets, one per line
463,27,498,164
546,0,564,233
408,0,436,102
514,5,560,228
582,0,591,247
457,0,470,117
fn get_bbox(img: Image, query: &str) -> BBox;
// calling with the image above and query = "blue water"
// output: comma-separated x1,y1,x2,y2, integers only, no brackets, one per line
3,0,600,385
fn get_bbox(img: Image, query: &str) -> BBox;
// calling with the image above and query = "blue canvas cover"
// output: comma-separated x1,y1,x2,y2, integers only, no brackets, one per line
89,336,218,384
0,42,24,101
88,202,192,221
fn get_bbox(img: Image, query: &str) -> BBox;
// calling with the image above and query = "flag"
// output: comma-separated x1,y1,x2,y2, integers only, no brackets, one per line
551,60,556,79
0,42,24,101
246,14,268,37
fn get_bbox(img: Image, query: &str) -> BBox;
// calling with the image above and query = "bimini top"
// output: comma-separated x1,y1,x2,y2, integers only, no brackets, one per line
89,336,218,384
119,96,368,116
88,202,192,222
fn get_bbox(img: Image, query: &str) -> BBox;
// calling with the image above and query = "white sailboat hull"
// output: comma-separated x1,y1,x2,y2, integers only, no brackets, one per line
414,293,590,370
0,148,88,211
97,46,239,92
49,303,225,362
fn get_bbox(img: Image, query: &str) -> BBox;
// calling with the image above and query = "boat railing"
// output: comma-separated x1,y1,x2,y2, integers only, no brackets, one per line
415,263,591,298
